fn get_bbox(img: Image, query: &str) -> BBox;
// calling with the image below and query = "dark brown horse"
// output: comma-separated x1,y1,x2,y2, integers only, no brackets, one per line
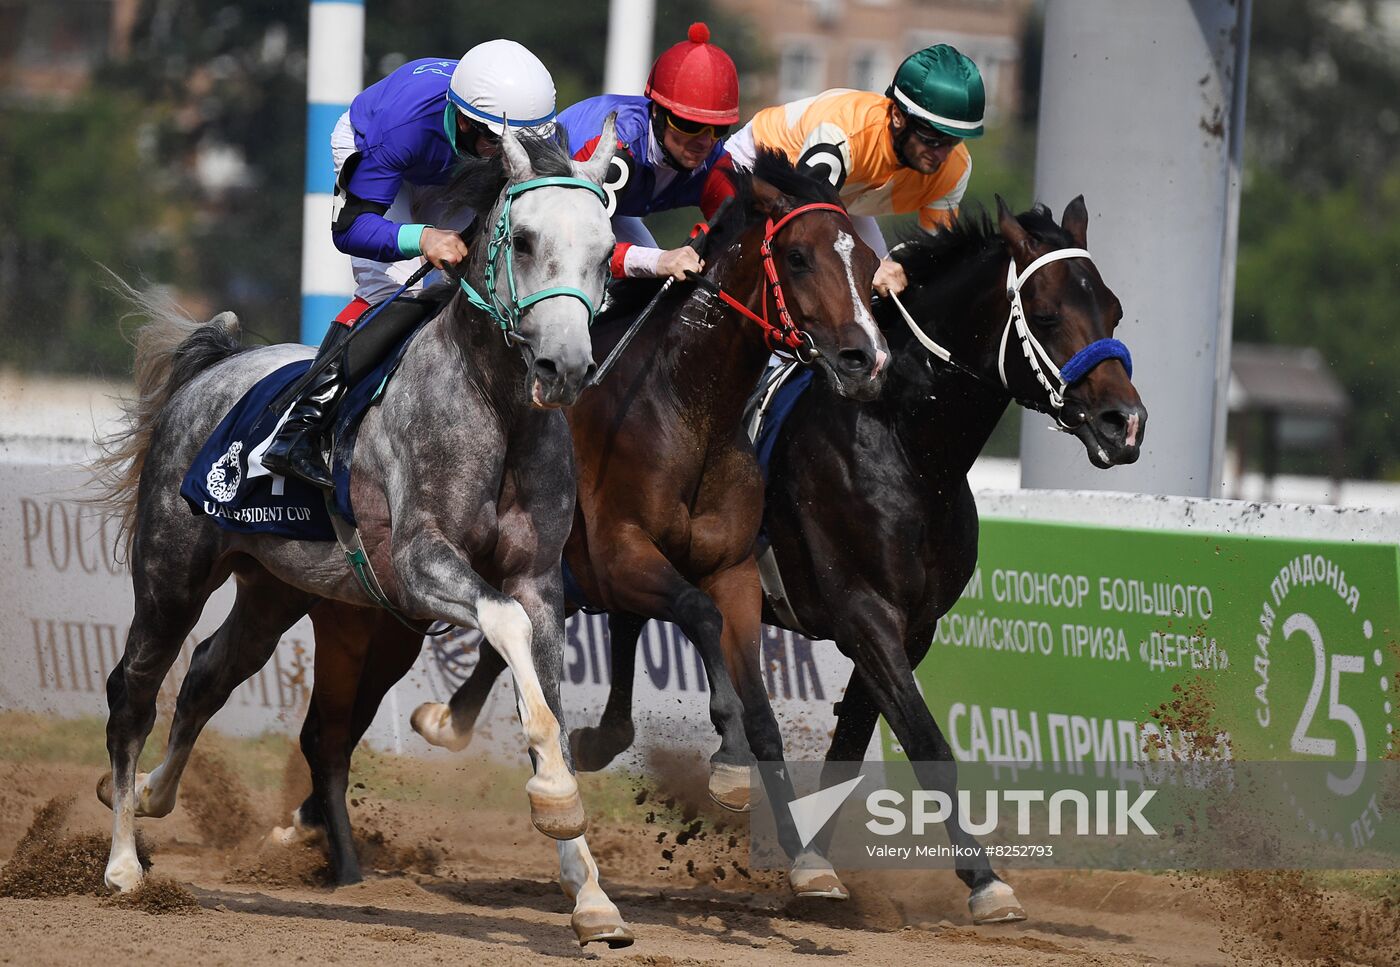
289,152,887,907
754,197,1146,923
431,197,1146,921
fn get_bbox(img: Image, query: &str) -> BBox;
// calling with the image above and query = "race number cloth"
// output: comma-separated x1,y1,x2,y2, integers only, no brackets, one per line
179,326,424,539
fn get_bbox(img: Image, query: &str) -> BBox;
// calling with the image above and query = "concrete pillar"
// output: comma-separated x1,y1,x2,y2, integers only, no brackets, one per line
1019,0,1251,497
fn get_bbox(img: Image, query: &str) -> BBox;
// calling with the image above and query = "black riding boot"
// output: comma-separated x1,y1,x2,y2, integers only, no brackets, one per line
262,296,438,489
262,320,353,489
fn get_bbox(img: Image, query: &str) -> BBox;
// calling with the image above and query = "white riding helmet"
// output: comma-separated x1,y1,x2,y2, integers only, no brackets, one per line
448,39,557,138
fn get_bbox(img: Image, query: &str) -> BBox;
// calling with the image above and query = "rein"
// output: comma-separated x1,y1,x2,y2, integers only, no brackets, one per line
689,201,850,363
459,175,608,340
888,246,1133,427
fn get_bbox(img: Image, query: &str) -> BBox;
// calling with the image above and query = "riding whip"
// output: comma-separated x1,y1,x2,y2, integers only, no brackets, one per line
588,196,734,389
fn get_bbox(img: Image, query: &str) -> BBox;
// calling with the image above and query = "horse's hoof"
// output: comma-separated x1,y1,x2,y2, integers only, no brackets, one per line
969,880,1027,924
96,772,168,816
96,773,115,809
572,904,635,948
410,702,473,752
569,725,630,772
708,762,754,812
529,788,588,841
269,822,323,847
103,855,144,893
789,853,849,900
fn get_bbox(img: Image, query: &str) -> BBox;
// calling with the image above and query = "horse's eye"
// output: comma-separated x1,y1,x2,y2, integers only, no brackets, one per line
513,235,533,257
1030,312,1060,327
785,248,809,272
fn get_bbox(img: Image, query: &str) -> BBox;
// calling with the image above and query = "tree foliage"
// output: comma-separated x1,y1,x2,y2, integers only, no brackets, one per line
1236,0,1400,477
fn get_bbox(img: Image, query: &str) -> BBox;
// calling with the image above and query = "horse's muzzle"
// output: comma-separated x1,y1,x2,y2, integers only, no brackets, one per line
1077,402,1147,467
529,356,595,408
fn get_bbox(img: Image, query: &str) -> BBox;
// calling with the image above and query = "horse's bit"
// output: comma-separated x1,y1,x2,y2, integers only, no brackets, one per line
690,201,851,363
459,175,608,340
889,246,1133,427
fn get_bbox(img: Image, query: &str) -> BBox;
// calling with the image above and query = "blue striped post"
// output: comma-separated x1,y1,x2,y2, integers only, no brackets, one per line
300,0,365,344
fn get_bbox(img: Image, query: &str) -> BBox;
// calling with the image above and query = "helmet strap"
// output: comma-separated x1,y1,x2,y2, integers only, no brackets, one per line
649,104,686,171
888,105,919,169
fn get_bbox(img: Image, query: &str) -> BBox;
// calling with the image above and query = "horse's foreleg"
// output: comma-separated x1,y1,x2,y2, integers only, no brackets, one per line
394,537,581,840
503,571,632,947
412,637,507,752
847,613,1025,924
702,560,820,884
557,835,634,947
284,603,377,883
602,541,752,808
568,611,644,772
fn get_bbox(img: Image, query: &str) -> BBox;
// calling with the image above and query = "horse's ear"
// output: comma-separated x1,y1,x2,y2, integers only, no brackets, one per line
578,111,619,186
1061,195,1089,248
996,194,1032,257
751,177,794,221
499,119,532,182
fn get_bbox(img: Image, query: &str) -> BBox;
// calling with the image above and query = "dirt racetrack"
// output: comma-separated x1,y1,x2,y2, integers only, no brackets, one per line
0,712,1396,967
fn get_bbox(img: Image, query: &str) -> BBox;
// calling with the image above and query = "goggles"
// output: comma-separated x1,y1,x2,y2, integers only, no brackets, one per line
664,110,731,140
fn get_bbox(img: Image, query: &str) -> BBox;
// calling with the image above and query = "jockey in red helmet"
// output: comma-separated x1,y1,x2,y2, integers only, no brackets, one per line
556,23,740,281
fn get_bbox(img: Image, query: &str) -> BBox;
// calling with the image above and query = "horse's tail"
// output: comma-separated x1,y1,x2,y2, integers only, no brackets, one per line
89,275,246,560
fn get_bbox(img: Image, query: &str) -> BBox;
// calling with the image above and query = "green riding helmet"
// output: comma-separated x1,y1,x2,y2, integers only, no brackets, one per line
886,44,985,139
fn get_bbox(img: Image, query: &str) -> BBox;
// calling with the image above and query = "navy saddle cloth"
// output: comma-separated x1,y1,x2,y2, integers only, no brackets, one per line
751,366,815,482
180,325,424,540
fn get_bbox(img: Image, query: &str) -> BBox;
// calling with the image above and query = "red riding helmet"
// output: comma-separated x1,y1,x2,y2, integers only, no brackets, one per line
644,22,740,125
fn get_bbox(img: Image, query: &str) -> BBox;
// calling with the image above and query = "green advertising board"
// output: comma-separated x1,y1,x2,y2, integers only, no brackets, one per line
887,518,1400,850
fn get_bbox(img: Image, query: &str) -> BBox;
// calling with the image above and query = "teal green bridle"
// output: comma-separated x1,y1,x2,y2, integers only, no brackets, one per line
459,175,608,338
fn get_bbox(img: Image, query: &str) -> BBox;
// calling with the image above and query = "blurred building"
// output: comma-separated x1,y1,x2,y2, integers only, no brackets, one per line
0,0,139,102
714,0,1034,115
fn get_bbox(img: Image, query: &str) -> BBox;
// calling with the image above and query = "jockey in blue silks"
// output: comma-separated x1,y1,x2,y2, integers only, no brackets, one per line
263,39,557,489
559,22,739,283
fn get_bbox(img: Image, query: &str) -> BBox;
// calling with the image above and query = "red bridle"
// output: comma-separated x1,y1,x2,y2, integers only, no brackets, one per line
693,202,851,362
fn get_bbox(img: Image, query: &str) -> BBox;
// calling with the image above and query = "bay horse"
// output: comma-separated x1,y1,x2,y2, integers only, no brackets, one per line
437,197,1146,922
90,124,628,943
293,151,888,906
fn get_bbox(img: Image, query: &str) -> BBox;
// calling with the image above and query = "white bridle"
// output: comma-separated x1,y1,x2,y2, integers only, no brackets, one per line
889,246,1098,422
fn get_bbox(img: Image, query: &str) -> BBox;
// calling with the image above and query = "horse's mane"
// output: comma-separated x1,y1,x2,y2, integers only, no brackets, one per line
444,129,577,219
598,148,844,321
892,204,1073,284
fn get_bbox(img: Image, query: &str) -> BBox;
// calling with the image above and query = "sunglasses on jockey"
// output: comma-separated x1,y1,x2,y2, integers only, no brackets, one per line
904,117,962,151
663,109,731,141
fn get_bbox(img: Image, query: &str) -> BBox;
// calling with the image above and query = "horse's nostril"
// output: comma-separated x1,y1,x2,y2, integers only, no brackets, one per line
534,357,559,380
837,348,873,375
1095,407,1141,447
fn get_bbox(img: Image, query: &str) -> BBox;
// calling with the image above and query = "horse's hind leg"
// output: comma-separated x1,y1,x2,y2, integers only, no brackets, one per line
102,534,217,891
133,570,313,825
568,611,643,771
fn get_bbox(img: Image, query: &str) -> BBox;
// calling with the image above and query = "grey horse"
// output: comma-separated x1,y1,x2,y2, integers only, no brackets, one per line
90,121,633,944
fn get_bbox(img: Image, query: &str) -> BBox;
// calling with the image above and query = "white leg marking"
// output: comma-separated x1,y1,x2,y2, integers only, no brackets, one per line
558,836,633,946
104,767,144,893
475,598,574,801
